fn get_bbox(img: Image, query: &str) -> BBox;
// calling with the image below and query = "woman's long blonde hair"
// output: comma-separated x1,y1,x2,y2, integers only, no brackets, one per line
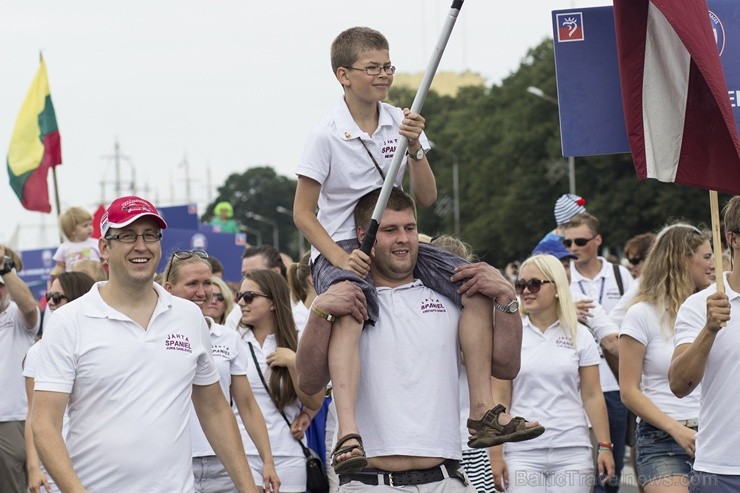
521,254,579,347
631,223,709,334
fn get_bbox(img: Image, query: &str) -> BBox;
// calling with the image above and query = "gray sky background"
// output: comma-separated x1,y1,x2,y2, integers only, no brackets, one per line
1,0,606,249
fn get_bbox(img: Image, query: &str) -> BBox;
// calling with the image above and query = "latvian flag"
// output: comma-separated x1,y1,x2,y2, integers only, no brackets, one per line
613,0,740,194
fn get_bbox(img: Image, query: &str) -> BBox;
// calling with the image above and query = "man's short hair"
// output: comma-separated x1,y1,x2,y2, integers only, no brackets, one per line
565,212,601,235
724,196,740,236
330,26,389,75
354,187,416,233
242,245,287,278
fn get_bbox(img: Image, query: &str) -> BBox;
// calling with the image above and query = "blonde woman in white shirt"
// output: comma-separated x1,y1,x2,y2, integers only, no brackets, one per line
620,224,712,492
491,254,614,492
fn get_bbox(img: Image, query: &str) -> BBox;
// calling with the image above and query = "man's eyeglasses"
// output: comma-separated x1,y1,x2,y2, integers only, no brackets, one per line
563,236,596,248
515,278,552,295
105,232,162,243
163,250,209,282
346,65,396,76
211,293,225,302
627,257,643,265
235,291,271,304
45,292,68,304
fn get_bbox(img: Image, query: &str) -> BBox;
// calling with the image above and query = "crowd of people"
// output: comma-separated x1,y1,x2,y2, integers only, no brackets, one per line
1,23,737,493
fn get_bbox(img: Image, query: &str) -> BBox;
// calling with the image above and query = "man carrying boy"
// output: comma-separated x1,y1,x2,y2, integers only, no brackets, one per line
32,195,258,492
297,188,542,491
294,27,538,474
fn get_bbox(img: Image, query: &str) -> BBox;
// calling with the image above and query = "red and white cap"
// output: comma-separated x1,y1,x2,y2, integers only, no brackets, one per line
100,196,167,236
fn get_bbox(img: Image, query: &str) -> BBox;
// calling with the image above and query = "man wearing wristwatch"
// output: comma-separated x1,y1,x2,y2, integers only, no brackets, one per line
297,189,542,492
0,245,40,493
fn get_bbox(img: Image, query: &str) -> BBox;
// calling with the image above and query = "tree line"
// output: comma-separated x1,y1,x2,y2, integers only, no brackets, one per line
203,40,724,265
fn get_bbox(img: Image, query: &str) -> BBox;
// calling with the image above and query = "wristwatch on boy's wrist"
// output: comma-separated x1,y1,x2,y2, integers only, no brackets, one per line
407,146,424,160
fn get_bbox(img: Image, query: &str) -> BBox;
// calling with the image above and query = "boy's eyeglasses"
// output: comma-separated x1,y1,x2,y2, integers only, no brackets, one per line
45,292,69,304
562,236,596,248
347,65,396,76
211,293,225,302
105,232,162,243
515,278,552,295
627,257,643,265
235,291,271,304
163,250,209,282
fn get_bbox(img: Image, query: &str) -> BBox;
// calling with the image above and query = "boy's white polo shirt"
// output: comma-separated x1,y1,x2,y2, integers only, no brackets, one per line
0,301,40,421
570,257,633,392
505,317,601,454
35,282,219,492
237,328,304,458
296,97,429,261
190,320,248,457
621,301,700,420
674,272,740,475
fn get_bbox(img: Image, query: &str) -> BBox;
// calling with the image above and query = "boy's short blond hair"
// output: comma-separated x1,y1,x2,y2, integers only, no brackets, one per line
59,206,92,240
331,26,389,75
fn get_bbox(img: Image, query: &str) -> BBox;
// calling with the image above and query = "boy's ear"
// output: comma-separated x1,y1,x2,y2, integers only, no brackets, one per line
357,227,365,243
336,67,351,87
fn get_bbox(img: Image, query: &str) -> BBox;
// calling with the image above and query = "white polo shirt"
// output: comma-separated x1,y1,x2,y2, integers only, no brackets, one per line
296,97,429,261
621,301,700,420
237,329,304,458
35,282,219,492
357,280,462,460
190,320,248,457
570,257,633,392
674,273,740,474
0,301,40,421
505,317,601,453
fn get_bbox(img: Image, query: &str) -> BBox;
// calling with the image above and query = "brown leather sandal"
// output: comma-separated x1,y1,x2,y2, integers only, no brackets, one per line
331,433,368,474
467,404,545,448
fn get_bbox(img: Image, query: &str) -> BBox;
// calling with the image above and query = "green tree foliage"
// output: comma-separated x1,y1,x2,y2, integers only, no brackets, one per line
203,166,299,258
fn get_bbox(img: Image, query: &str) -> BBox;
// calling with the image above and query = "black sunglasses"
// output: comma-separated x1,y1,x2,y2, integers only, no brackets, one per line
515,278,552,295
211,293,225,302
627,257,643,265
562,236,596,248
235,291,272,304
163,250,209,282
45,292,69,304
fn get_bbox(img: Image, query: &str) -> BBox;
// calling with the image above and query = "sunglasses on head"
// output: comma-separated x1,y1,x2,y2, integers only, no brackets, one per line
45,292,68,304
211,293,225,302
627,257,643,265
515,278,552,295
235,291,272,304
562,236,596,248
163,250,210,282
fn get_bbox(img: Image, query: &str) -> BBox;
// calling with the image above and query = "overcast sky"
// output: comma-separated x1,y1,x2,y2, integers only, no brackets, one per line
1,0,606,249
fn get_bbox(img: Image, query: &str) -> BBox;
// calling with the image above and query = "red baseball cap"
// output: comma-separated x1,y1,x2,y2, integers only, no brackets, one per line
100,196,167,236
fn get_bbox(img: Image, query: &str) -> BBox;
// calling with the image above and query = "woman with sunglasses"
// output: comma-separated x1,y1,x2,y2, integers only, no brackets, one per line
619,224,712,492
204,276,235,326
24,272,96,493
161,250,279,493
490,254,614,493
236,269,324,493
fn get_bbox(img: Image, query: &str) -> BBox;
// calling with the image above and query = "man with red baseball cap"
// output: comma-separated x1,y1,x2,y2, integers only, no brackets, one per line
32,196,258,492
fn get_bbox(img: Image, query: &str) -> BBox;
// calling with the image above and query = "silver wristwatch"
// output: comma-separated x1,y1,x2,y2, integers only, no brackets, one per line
494,298,519,314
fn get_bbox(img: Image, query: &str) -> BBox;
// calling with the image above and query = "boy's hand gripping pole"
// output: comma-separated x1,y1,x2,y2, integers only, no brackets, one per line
360,0,465,255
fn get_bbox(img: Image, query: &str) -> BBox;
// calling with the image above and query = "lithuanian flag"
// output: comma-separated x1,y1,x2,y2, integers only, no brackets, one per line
7,56,62,213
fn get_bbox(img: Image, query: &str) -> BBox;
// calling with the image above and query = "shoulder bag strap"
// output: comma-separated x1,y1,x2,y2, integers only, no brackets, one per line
247,342,311,457
612,263,624,296
359,139,386,180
